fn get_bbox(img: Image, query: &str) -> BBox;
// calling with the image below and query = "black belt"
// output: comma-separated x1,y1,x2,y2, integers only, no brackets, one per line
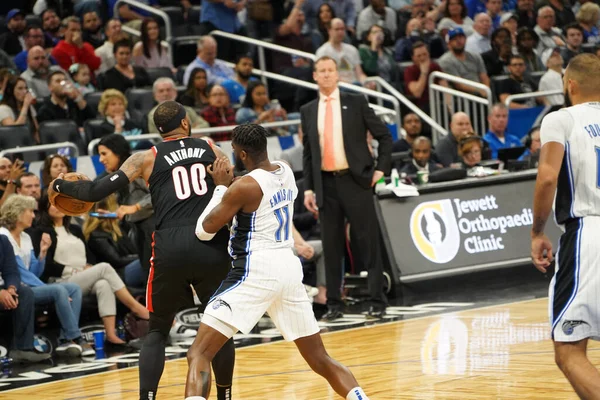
322,169,350,176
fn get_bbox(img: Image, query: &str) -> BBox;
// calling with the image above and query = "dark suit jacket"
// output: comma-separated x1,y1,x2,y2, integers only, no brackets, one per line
300,91,393,207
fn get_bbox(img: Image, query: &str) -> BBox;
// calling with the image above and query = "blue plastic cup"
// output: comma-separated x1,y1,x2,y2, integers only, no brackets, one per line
93,330,105,350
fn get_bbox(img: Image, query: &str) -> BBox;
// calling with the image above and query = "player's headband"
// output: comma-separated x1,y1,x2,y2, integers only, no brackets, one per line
156,102,187,134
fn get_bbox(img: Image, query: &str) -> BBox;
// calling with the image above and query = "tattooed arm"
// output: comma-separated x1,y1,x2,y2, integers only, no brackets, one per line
49,151,154,203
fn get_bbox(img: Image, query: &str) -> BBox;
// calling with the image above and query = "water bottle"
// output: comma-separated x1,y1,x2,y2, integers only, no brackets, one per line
117,320,126,341
391,168,400,188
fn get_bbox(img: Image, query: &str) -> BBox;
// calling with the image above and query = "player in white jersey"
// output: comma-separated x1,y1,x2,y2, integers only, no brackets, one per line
532,53,600,398
184,124,370,400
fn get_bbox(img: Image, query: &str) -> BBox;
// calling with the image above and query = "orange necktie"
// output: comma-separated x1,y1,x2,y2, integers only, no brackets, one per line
323,97,335,171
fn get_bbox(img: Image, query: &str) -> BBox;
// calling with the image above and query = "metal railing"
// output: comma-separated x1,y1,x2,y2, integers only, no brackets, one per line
429,71,493,138
504,90,564,108
365,76,448,139
0,142,79,158
87,134,163,155
114,0,173,41
191,119,301,136
224,63,401,127
210,30,316,88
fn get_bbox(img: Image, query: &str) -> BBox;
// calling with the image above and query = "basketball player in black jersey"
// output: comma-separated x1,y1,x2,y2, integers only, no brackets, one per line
48,101,235,400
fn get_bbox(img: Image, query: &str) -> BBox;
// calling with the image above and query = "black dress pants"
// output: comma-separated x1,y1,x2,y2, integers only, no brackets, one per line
319,171,387,310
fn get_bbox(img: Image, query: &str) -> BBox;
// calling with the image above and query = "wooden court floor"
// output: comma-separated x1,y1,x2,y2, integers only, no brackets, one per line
3,297,596,399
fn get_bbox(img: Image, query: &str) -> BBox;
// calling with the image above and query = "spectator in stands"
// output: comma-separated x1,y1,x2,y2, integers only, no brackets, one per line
33,194,149,347
0,9,26,56
539,0,575,28
435,111,474,166
312,3,336,49
394,17,446,61
69,63,96,96
466,13,492,54
516,0,536,29
273,6,314,75
400,137,441,176
394,113,423,152
466,0,486,20
20,46,62,99
404,42,446,113
560,23,585,66
95,19,123,75
304,0,357,36
235,81,295,135
519,126,540,167
279,126,305,172
482,27,512,76
37,70,95,127
0,158,25,205
516,27,545,72
498,55,544,108
83,198,145,289
0,232,52,363
183,36,235,86
14,26,57,73
198,0,248,61
108,0,159,30
458,134,484,169
0,49,15,71
244,0,285,44
15,173,41,201
0,195,90,358
177,68,210,112
52,16,101,73
221,55,254,106
0,76,39,143
95,134,154,277
81,10,104,49
315,18,370,86
439,27,490,96
42,154,73,188
534,7,565,54
359,24,399,85
483,103,521,158
103,39,151,93
538,48,565,106
200,84,236,142
41,9,62,48
147,78,208,133
357,0,397,41
486,0,503,30
576,3,600,44
132,19,174,70
437,0,475,37
501,13,519,45
96,89,143,142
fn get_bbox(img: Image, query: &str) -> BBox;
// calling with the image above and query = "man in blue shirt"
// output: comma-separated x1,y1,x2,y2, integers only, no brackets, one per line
221,55,255,106
483,103,523,159
183,36,235,86
0,235,51,363
14,25,58,72
198,0,248,61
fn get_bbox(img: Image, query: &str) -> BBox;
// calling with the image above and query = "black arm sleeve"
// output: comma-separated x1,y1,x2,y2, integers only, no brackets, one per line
52,170,131,203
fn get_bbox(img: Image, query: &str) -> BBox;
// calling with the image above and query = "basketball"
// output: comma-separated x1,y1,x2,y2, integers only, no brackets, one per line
48,172,95,216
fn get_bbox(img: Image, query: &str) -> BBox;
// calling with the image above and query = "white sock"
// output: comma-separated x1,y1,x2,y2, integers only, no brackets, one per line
185,397,206,400
346,387,369,400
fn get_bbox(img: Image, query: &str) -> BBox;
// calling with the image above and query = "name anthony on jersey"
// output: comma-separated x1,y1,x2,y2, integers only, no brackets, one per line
164,148,207,166
269,188,295,208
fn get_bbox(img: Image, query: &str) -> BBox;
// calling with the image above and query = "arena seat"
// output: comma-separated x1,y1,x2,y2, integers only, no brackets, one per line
39,119,86,155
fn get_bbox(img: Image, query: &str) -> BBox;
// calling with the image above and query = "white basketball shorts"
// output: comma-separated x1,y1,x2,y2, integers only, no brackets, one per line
203,249,320,341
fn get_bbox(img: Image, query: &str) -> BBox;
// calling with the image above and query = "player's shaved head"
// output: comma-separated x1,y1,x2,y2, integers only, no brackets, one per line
564,54,600,103
153,100,191,137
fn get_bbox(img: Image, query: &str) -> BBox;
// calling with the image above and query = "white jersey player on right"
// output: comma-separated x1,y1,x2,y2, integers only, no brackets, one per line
532,54,600,399
184,124,370,400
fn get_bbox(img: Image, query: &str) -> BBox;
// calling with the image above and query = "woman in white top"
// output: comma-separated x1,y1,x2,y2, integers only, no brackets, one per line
0,76,39,143
437,0,474,37
31,194,150,346
132,19,174,71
